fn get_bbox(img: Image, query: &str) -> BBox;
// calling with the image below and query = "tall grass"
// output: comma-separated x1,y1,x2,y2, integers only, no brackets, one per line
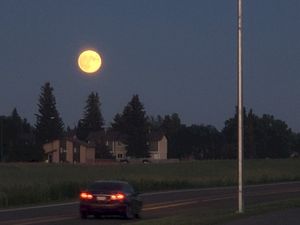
0,159,299,208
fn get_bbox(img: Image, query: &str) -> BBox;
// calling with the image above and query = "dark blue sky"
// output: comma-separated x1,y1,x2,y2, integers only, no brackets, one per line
1,0,300,131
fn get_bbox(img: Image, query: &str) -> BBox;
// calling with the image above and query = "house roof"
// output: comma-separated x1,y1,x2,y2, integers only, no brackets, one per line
67,137,95,148
44,137,95,148
87,130,127,142
86,130,165,143
105,130,127,142
148,131,166,142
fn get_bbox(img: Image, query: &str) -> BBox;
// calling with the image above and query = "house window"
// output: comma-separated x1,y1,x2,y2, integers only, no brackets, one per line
60,150,66,162
117,154,123,159
48,154,53,163
73,146,80,163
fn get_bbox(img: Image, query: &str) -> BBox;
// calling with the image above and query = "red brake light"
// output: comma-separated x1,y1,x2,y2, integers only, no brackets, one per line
111,193,125,200
80,192,93,200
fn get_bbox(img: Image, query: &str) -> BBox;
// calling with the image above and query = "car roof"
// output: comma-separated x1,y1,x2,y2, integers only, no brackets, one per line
93,180,129,185
88,180,131,190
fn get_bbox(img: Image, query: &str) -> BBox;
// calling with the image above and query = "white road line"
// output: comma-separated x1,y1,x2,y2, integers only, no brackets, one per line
143,200,199,211
202,196,234,202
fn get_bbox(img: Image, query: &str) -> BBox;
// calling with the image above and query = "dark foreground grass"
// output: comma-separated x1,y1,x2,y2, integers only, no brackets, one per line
127,198,300,225
0,159,299,208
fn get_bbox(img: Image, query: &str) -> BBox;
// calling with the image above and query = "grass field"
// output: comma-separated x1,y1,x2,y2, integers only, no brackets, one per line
0,159,299,208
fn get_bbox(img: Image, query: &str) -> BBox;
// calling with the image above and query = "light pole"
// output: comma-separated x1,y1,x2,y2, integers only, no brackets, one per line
0,117,4,162
237,0,244,213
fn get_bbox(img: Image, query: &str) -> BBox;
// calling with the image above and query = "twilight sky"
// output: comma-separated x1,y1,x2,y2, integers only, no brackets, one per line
1,0,300,132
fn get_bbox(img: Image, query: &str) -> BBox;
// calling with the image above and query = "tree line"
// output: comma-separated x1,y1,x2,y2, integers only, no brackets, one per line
0,82,299,162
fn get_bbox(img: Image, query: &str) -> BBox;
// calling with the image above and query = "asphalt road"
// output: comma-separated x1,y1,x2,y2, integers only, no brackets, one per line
0,182,299,225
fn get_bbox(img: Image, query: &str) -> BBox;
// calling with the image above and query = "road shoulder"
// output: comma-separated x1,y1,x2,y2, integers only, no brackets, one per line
222,208,300,225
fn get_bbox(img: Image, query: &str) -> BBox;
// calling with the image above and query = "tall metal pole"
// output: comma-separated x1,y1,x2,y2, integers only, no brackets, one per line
0,118,3,162
237,0,244,213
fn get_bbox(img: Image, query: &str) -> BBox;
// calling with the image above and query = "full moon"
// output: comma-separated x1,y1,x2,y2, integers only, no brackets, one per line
78,50,102,74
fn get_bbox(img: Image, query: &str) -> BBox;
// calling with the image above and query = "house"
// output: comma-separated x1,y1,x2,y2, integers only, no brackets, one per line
87,130,127,160
105,131,127,160
148,131,168,160
43,137,95,163
87,130,168,160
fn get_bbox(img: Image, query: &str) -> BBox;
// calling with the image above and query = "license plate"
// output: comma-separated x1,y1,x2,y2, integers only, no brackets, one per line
96,196,106,201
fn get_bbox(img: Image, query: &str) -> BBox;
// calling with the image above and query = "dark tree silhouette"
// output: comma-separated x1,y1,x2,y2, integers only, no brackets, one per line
112,95,149,158
35,82,64,144
222,108,292,159
76,92,104,140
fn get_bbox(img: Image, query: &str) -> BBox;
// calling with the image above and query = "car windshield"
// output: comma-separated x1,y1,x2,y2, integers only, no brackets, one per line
89,182,124,191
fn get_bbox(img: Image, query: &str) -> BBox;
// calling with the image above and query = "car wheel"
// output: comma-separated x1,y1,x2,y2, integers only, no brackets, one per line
123,205,134,219
80,211,88,219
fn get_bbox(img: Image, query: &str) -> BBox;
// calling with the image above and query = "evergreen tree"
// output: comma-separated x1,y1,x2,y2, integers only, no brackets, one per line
148,115,164,132
5,108,22,161
1,109,39,162
76,92,104,140
161,113,182,158
172,124,222,159
255,114,292,158
222,108,292,159
8,108,22,144
112,95,149,158
0,115,6,161
290,132,300,156
35,82,64,144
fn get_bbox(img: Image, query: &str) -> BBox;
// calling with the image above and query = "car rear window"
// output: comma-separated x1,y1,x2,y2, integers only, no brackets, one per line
89,182,124,191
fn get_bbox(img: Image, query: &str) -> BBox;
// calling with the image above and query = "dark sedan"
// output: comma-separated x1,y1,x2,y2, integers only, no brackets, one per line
79,180,142,219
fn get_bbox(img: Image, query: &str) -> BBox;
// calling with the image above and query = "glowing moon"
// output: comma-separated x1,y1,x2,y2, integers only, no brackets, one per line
78,50,102,74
